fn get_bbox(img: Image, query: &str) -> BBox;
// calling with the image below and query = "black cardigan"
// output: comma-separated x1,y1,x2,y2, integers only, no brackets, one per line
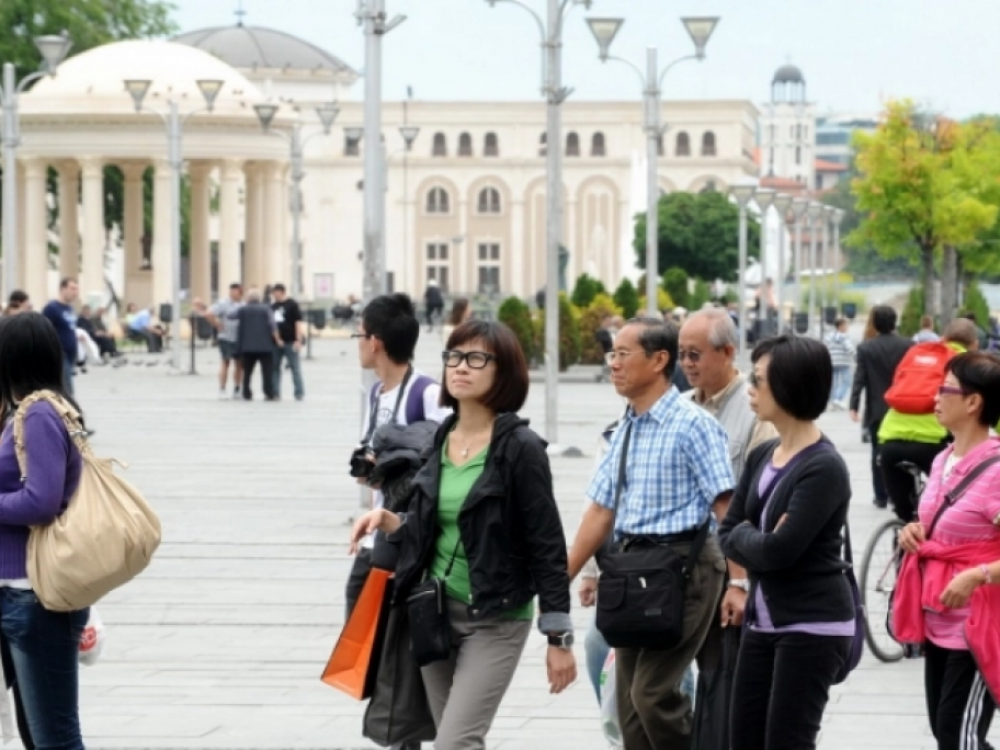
717,438,854,627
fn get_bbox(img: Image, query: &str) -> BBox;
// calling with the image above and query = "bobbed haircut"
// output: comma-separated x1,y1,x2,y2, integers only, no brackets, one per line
752,335,832,421
362,293,420,365
440,319,529,413
0,312,80,421
946,352,1000,428
871,305,898,335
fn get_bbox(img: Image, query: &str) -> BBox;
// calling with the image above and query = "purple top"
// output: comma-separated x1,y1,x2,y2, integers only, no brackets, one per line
0,402,82,579
750,457,854,637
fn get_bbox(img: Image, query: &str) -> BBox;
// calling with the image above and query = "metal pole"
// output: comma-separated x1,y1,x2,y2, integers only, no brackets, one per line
758,205,768,334
188,311,197,375
738,204,747,359
169,101,183,371
305,301,313,360
290,123,304,299
543,0,561,445
362,0,386,305
644,47,659,317
776,214,785,332
2,63,19,300
833,218,842,311
808,214,818,338
794,215,803,323
820,212,830,340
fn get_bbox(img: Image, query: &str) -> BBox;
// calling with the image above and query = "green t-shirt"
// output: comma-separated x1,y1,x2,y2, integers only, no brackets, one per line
429,437,534,621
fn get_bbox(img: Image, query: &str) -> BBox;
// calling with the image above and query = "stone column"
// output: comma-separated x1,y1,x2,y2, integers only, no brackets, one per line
22,159,49,305
120,163,145,275
510,197,525,298
261,161,285,287
243,163,263,289
79,157,105,304
218,159,243,291
188,162,212,303
151,158,173,308
57,161,80,281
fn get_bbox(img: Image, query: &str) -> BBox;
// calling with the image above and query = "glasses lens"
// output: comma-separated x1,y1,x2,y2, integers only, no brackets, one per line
442,350,459,366
749,372,758,387
466,352,489,368
605,352,614,365
680,350,700,363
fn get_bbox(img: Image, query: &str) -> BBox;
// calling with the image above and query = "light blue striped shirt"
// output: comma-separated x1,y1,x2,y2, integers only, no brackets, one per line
588,387,734,537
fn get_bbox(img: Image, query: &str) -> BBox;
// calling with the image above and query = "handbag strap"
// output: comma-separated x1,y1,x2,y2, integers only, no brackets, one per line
610,419,633,523
362,365,414,446
926,454,1000,540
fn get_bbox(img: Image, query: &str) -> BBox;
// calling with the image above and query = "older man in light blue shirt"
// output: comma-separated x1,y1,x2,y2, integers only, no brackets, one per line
568,317,735,750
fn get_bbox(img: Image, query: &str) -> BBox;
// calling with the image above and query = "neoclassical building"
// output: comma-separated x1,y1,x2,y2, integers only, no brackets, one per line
12,22,759,309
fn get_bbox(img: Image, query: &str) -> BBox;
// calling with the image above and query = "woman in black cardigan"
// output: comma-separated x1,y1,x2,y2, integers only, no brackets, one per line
718,335,854,750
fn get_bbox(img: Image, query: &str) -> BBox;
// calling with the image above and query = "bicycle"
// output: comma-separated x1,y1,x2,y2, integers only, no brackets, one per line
858,460,925,663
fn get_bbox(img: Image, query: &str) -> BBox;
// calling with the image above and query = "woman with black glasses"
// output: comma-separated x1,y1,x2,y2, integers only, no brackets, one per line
350,319,576,750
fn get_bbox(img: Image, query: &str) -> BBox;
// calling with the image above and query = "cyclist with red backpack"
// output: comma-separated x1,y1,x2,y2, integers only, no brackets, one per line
877,318,980,522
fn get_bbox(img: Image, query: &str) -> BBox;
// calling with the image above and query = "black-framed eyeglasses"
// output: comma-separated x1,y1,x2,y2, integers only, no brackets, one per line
442,350,496,369
748,371,765,388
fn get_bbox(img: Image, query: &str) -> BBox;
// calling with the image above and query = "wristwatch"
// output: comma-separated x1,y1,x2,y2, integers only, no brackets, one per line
728,578,750,593
547,632,574,649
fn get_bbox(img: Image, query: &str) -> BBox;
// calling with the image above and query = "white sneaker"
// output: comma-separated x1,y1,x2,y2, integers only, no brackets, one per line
219,389,228,400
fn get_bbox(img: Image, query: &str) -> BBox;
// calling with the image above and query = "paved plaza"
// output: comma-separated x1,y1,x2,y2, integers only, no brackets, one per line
53,334,996,749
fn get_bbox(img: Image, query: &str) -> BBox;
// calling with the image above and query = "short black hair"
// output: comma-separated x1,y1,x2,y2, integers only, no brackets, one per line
8,290,27,305
871,305,898,335
362,293,420,365
627,316,678,380
273,283,286,293
0,312,81,421
440,320,529,413
752,335,832,421
229,282,242,290
947,352,1000,427
59,277,77,289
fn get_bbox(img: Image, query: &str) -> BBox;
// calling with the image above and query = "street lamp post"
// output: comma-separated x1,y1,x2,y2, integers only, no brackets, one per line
124,77,224,372
752,188,776,336
1,33,73,300
586,16,720,317
254,102,340,299
790,197,809,328
772,192,794,332
805,201,824,337
820,204,834,340
488,0,592,448
831,207,844,313
729,181,756,359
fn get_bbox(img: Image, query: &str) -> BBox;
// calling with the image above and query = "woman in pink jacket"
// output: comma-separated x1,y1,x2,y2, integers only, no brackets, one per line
896,352,1000,750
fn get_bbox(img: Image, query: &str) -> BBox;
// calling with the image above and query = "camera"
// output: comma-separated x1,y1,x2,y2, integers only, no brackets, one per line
349,445,375,479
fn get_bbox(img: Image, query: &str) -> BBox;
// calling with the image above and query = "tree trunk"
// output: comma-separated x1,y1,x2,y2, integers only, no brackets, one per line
921,245,937,319
940,245,958,329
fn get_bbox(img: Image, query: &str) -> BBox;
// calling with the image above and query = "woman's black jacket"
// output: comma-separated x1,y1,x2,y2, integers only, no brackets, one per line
389,412,572,632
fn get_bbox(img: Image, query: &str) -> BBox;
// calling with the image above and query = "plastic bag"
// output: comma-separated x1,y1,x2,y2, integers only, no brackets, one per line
79,607,106,666
600,650,623,749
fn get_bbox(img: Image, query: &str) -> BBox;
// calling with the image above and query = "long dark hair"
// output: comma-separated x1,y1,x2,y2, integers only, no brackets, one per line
0,312,81,425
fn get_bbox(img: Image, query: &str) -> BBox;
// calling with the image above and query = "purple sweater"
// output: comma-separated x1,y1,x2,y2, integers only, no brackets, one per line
0,402,82,579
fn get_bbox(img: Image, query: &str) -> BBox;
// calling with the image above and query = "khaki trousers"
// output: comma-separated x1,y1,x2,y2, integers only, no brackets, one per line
614,534,727,750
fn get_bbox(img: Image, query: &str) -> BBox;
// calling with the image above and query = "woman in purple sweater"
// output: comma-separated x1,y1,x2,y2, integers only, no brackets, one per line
0,312,86,749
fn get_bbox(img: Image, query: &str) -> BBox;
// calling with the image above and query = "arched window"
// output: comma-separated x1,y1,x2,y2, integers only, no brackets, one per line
458,132,473,157
484,132,499,157
701,131,717,157
539,132,547,157
591,132,606,157
426,186,450,214
676,131,691,157
566,132,580,157
432,132,447,157
477,187,501,214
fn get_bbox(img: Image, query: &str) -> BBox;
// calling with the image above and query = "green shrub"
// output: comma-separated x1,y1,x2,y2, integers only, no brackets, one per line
570,273,606,309
638,288,675,316
963,279,991,329
613,278,640,320
661,267,689,309
497,296,535,362
538,293,582,370
579,294,623,365
898,286,924,338
690,278,712,310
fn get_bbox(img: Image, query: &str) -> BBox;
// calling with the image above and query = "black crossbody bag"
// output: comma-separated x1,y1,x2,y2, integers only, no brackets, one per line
406,542,461,667
596,422,712,650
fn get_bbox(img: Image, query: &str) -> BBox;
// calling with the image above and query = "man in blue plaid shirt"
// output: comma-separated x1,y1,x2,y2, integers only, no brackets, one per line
568,317,736,750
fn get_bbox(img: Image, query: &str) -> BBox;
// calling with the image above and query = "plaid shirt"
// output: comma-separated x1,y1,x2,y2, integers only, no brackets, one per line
588,387,734,538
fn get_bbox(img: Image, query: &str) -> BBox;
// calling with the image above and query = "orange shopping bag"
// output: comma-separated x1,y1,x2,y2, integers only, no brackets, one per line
321,566,393,700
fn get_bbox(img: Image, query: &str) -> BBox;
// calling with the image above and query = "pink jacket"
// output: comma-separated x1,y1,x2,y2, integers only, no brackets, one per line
894,539,1000,701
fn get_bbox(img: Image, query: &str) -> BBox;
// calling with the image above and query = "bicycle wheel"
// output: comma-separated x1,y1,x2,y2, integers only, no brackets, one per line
860,517,906,663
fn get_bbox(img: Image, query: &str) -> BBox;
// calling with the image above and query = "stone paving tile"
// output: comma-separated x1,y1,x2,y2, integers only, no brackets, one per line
21,337,992,749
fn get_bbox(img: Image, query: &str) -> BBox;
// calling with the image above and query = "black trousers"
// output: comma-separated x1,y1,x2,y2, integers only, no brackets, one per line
731,630,851,750
879,439,949,522
868,419,888,504
924,641,995,750
241,353,275,400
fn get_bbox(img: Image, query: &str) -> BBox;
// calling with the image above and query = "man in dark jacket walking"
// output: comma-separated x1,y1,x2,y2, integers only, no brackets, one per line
849,305,912,507
423,280,443,328
236,289,281,401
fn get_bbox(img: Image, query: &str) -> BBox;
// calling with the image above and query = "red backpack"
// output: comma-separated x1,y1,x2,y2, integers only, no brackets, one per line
883,342,956,414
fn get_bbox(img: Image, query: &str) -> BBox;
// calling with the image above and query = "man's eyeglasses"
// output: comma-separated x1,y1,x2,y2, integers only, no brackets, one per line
605,350,648,365
938,384,967,397
442,350,496,369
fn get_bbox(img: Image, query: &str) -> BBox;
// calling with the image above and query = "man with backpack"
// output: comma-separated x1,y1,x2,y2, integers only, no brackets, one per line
849,305,913,508
877,318,979,522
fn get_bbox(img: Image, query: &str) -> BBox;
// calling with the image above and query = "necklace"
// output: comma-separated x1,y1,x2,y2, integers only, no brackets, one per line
453,424,494,459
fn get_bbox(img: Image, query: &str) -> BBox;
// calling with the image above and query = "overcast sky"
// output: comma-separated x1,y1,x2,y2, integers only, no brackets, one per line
170,0,1000,117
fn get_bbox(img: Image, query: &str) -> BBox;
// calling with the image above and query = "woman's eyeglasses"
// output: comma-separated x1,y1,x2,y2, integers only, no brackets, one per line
938,384,967,397
748,371,764,388
442,350,495,369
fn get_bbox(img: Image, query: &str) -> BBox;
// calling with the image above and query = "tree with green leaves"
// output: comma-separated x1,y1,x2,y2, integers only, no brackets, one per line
497,296,534,363
570,273,605,309
613,278,639,320
633,190,760,282
661,267,689,309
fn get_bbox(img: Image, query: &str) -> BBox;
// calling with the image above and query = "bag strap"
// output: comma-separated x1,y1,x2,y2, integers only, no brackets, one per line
610,419,633,524
12,390,87,481
362,365,414,446
404,375,434,425
681,515,712,583
927,454,1000,540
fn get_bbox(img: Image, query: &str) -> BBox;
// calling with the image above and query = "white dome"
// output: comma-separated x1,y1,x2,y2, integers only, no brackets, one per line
27,39,263,113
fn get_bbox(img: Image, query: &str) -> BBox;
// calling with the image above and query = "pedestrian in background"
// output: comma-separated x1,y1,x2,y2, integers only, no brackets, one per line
270,284,306,401
424,280,444,329
207,283,244,400
914,315,940,343
42,278,80,396
824,317,855,410
441,297,471,343
235,289,280,401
